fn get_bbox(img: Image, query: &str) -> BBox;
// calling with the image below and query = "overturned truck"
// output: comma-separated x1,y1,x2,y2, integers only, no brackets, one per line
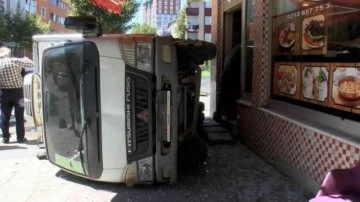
27,17,216,186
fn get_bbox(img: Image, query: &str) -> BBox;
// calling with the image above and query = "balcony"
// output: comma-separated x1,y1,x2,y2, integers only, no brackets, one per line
204,25,211,33
186,7,199,16
205,8,211,16
186,24,199,33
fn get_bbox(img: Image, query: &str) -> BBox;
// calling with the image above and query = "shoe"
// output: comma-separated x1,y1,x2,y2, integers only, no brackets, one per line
2,138,9,144
17,138,27,143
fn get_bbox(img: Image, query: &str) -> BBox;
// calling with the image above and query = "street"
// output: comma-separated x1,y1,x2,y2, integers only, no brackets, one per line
0,118,310,202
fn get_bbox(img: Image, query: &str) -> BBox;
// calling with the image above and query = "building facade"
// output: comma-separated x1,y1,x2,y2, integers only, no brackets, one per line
212,0,360,195
36,0,71,33
0,0,37,57
1,0,36,14
142,0,182,35
185,0,212,42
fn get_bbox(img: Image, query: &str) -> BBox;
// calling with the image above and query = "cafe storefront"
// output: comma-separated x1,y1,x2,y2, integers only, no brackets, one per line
212,0,360,194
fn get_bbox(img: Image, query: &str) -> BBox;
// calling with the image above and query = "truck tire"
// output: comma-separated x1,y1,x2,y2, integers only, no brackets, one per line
178,136,207,174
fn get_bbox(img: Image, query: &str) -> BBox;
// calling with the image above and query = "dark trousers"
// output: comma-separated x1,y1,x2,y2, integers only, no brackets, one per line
0,88,25,140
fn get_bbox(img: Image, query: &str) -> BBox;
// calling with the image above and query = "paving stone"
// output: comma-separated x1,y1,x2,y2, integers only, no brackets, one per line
0,191,33,202
27,189,72,202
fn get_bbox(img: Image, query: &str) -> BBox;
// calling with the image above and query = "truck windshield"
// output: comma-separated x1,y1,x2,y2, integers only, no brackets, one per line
42,44,87,175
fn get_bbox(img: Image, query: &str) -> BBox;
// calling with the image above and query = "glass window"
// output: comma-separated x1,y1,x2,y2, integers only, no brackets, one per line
205,16,211,25
205,2,212,8
43,44,85,175
244,0,254,93
41,7,46,18
271,0,360,121
50,13,55,21
204,33,211,42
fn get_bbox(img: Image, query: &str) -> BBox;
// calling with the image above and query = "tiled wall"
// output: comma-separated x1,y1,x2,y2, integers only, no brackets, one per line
237,107,360,184
235,0,360,186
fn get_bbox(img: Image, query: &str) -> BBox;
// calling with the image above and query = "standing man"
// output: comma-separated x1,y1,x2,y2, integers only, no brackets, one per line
0,47,34,143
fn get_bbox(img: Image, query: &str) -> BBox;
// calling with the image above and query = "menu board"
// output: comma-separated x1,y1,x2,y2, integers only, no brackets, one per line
329,63,360,113
274,62,360,115
272,3,330,55
272,2,360,119
300,63,329,106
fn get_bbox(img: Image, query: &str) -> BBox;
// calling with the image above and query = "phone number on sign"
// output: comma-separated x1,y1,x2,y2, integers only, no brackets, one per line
286,3,330,20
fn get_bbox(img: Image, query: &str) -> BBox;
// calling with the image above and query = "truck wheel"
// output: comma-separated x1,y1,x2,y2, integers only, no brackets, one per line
178,136,207,174
198,101,205,125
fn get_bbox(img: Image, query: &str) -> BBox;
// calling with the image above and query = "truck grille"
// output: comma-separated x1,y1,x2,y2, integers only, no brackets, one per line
125,72,152,160
134,78,149,148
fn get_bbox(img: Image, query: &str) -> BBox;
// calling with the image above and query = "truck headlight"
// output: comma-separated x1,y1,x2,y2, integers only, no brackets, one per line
119,38,153,73
136,43,152,73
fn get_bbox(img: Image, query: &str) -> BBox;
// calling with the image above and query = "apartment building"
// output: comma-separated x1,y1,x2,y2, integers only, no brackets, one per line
0,0,37,56
142,0,182,35
185,0,212,41
37,0,71,33
1,0,36,14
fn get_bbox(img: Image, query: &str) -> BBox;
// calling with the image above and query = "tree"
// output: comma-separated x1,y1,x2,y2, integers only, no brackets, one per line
69,0,139,33
0,7,49,50
131,23,157,35
0,16,10,41
174,8,186,39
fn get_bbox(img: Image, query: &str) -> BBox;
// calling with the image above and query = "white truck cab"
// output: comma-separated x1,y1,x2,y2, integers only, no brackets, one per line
25,17,216,186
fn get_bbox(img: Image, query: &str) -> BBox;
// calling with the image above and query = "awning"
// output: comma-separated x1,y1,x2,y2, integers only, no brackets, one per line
88,0,125,14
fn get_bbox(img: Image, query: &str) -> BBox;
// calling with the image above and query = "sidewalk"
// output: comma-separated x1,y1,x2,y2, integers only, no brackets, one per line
0,117,310,202
0,117,117,202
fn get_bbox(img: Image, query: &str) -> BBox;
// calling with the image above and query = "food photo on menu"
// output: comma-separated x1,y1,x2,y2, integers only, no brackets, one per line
302,14,326,50
277,65,297,95
332,67,360,107
302,66,328,101
278,22,296,52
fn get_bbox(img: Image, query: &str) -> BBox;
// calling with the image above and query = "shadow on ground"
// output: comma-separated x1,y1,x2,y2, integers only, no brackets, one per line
0,145,28,151
52,119,310,202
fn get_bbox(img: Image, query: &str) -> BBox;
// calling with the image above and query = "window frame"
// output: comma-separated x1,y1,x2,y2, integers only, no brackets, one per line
240,0,254,95
41,7,46,18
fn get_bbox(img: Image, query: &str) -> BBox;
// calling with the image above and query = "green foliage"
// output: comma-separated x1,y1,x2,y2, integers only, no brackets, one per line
0,7,50,50
69,0,139,33
203,60,211,71
174,8,186,39
131,23,157,35
0,16,10,40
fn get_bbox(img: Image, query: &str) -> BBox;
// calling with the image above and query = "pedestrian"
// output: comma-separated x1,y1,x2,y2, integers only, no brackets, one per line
0,47,34,143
